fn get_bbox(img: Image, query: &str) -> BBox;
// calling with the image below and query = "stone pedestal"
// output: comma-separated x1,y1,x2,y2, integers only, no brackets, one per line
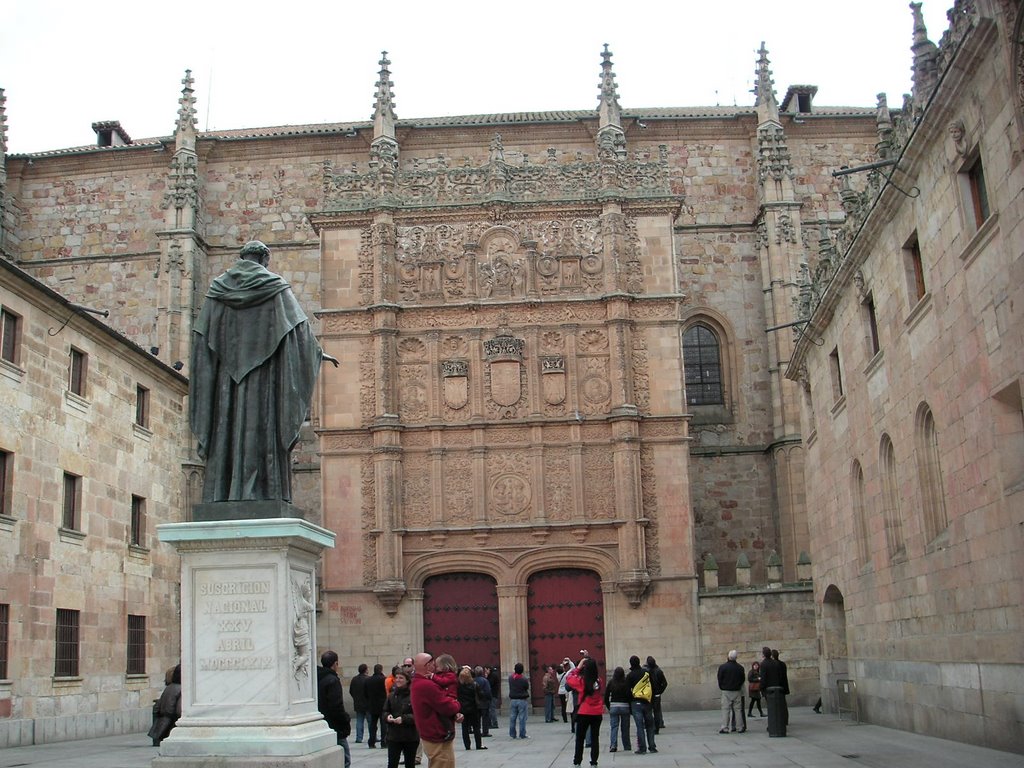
154,518,340,767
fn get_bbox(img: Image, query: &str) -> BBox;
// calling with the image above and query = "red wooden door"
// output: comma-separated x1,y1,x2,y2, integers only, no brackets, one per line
526,569,605,708
422,572,499,671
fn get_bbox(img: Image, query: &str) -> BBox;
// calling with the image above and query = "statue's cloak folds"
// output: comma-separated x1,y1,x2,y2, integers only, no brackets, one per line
189,259,322,503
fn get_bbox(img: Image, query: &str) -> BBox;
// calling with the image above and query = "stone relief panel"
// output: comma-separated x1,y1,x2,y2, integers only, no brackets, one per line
360,455,376,586
582,446,615,520
398,338,430,423
542,450,573,522
640,445,661,576
442,452,475,525
357,227,374,306
359,338,376,424
401,452,432,528
487,451,532,521
632,331,651,415
390,218,626,306
484,330,527,420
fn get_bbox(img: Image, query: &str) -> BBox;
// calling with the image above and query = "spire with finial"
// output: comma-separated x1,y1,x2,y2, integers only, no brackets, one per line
910,2,938,111
175,69,197,138
597,44,622,132
875,93,893,159
372,51,397,142
753,42,780,124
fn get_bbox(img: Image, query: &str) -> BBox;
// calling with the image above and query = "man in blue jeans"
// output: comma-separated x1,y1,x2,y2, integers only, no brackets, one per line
507,662,530,738
625,655,657,754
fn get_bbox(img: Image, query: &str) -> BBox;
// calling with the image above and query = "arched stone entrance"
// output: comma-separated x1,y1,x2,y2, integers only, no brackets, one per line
821,584,849,712
526,568,605,708
422,572,500,669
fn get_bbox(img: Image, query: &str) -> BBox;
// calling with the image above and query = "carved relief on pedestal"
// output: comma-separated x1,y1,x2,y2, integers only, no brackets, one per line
487,451,531,521
577,329,612,414
401,452,431,528
535,219,605,295
543,450,573,522
582,446,615,519
396,224,466,304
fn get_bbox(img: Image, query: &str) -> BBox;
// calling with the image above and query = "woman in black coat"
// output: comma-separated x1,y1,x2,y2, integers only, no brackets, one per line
457,666,486,750
383,670,418,768
148,664,181,746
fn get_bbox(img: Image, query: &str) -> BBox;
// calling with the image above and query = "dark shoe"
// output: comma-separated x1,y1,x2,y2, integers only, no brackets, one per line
719,728,729,734
738,729,746,733
635,749,647,755
649,748,658,753
609,747,617,753
478,746,488,750
483,733,492,737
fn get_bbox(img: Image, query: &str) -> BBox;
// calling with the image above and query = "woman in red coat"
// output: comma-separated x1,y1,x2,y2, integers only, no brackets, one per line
566,657,603,767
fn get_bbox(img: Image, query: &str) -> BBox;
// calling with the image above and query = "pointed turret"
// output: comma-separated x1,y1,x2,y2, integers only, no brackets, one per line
596,45,626,160
372,51,397,143
910,2,939,111
597,44,622,132
754,42,780,124
175,69,197,149
875,93,894,159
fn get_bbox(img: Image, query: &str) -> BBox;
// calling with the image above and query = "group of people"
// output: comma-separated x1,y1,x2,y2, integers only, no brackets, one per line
319,651,505,768
717,647,791,737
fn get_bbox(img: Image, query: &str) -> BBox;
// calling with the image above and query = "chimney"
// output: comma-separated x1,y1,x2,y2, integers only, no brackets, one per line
91,120,132,147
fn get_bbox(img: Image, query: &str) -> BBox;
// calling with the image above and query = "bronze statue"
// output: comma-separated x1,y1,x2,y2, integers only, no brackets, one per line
189,240,338,504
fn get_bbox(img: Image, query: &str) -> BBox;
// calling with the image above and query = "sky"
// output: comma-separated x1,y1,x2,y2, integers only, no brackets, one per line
1,1,951,155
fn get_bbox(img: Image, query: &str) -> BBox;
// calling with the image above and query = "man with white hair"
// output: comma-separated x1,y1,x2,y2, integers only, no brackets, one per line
716,650,746,734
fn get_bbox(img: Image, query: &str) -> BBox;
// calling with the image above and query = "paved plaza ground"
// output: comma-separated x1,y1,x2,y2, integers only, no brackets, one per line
1,707,1021,768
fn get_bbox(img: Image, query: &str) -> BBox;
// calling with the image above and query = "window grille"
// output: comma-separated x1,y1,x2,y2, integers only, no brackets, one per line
55,608,80,677
127,615,146,675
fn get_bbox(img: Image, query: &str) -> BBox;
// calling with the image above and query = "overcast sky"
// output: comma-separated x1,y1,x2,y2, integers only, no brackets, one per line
1,1,950,155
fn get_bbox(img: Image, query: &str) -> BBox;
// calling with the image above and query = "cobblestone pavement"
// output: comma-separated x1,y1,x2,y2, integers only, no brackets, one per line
2,708,1022,768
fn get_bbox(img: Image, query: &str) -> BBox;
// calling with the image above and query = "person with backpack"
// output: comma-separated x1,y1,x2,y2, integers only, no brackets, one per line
624,655,657,755
645,656,668,733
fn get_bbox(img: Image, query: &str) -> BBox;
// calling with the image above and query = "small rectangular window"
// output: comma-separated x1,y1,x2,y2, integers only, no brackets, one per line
829,347,844,401
130,495,145,547
55,608,80,677
127,614,146,675
966,155,990,229
863,293,880,357
0,449,11,517
0,603,9,679
1,308,21,365
69,347,88,397
62,472,81,531
903,232,926,303
135,385,150,428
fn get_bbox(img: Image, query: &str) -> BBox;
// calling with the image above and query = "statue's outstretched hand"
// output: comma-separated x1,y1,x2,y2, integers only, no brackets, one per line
322,353,340,368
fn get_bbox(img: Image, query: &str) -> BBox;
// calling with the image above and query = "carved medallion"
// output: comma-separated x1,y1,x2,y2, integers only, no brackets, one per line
490,473,531,516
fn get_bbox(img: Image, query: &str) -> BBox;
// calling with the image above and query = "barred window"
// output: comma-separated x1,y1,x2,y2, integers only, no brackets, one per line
55,608,80,677
683,324,724,406
127,615,146,675
0,449,12,517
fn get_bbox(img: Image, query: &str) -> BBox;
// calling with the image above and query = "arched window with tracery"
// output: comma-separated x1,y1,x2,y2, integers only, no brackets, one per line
879,434,905,559
915,403,948,544
683,323,724,406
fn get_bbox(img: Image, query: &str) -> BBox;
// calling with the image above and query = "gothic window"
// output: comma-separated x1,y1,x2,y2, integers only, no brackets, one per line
851,460,869,565
829,347,844,403
915,403,948,544
683,323,724,406
879,434,905,559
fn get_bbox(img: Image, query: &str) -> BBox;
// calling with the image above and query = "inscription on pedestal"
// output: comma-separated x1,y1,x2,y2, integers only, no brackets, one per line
193,567,278,705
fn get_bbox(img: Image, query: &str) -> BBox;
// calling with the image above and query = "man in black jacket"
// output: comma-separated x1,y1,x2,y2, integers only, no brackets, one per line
716,650,745,734
349,663,370,743
318,651,352,768
366,663,389,748
759,647,786,737
646,656,668,732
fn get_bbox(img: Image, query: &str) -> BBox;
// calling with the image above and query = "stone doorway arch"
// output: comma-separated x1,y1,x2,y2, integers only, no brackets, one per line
820,584,849,713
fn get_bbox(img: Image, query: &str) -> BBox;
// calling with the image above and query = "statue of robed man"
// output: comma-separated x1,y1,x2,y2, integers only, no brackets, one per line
189,240,338,505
